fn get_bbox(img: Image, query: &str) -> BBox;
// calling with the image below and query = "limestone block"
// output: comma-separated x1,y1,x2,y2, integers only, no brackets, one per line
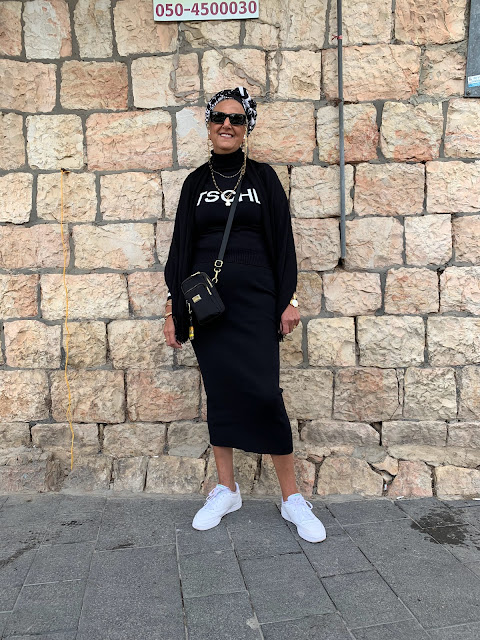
296,272,323,316
0,173,32,223
387,461,433,498
62,454,112,491
385,268,439,315
0,449,62,493
61,321,106,368
204,449,257,495
37,172,97,222
132,54,200,108
382,420,448,446
61,62,128,110
280,322,303,367
273,166,290,196
0,112,24,170
127,369,200,422
112,457,148,491
440,267,480,314
317,104,378,164
454,216,480,264
421,45,466,99
0,423,31,448
176,339,198,368
100,172,161,221
167,421,210,458
345,218,403,269
387,444,480,468
73,223,155,270
0,224,68,269
253,454,315,498
293,218,340,271
444,99,480,159
428,317,480,366
113,0,177,55
0,60,56,112
435,465,480,499
181,20,240,47
280,369,333,420
108,319,173,368
328,0,392,45
24,0,71,58
127,272,168,317
74,0,113,58
0,274,39,319
103,422,166,458
249,103,315,164
290,165,354,218
162,169,195,219
323,271,382,316
380,102,443,161
358,316,425,368
269,50,321,100
323,45,421,101
404,367,457,420
86,111,172,171
145,455,204,493
407,215,452,266
355,163,425,216
31,422,99,466
0,1,22,55
395,0,467,44
460,366,480,419
5,320,61,368
41,273,129,320
202,49,266,98
51,370,125,423
316,456,383,497
27,115,84,170
301,421,379,460
427,161,480,214
176,107,209,168
308,318,355,367
334,368,400,421
448,422,480,448
0,371,49,422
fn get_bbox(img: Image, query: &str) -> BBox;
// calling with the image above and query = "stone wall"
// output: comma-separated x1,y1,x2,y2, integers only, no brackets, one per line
1,0,480,499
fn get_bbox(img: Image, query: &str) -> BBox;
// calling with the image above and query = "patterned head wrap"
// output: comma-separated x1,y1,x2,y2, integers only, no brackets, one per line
205,86,257,135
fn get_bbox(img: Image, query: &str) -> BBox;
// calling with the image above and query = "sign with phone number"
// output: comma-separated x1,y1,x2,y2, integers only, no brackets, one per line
153,0,259,21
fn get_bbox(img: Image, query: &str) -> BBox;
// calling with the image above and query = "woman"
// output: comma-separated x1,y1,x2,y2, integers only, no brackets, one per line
164,87,326,544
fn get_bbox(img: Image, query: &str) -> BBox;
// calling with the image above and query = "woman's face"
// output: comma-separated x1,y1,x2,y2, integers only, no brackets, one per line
208,99,247,155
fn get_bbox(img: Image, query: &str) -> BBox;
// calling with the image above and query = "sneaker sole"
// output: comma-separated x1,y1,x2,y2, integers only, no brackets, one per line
281,508,327,544
192,499,242,531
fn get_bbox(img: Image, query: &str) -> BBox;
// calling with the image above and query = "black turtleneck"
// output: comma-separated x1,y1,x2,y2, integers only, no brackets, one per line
192,148,272,269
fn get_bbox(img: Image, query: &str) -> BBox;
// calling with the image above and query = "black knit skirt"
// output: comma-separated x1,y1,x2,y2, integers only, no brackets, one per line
189,258,293,455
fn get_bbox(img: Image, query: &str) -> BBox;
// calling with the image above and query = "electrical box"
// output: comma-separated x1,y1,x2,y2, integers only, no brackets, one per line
466,0,480,96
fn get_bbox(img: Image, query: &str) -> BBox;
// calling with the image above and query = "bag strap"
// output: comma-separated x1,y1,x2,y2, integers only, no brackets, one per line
212,175,244,283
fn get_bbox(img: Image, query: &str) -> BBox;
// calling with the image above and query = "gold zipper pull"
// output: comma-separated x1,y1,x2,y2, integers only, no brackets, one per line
187,302,194,340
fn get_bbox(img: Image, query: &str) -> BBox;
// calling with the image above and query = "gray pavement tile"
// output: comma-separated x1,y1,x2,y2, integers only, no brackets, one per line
421,524,480,564
176,521,232,556
3,580,85,637
180,548,245,598
159,498,209,524
0,495,8,508
41,512,102,545
225,499,284,529
395,498,466,528
0,526,47,552
261,613,351,640
0,547,37,587
76,546,184,640
6,633,76,639
0,587,20,612
227,522,301,559
322,570,413,629
442,499,480,509
2,496,62,526
240,553,334,623
454,507,480,530
0,612,9,636
53,494,107,516
469,562,480,578
299,534,372,577
351,619,430,640
428,622,480,639
24,542,95,584
184,591,260,640
327,500,408,525
96,499,175,550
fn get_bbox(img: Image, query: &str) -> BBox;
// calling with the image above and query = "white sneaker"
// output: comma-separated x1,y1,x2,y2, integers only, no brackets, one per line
281,493,327,543
192,482,242,530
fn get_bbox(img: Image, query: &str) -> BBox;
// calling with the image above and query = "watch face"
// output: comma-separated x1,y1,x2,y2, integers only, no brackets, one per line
290,299,298,307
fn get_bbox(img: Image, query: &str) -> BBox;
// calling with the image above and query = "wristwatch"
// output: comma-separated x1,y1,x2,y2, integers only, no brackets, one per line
289,293,298,308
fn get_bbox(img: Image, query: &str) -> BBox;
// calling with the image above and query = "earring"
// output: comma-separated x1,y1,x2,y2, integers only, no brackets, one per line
243,132,249,157
206,128,213,155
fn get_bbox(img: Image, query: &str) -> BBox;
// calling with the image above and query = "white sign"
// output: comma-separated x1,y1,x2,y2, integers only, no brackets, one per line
153,0,259,21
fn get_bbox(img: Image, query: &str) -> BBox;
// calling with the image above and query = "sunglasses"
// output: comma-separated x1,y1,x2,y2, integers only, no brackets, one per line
210,111,247,126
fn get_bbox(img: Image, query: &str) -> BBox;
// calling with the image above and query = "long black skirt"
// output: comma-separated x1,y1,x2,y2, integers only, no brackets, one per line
189,259,293,455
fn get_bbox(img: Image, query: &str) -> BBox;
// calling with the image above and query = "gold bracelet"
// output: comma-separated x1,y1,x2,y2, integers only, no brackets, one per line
165,311,173,318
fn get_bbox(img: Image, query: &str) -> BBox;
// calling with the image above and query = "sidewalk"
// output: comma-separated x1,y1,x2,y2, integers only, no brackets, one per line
1,492,480,640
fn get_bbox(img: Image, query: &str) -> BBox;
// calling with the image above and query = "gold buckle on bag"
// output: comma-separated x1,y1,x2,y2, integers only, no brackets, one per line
212,259,223,284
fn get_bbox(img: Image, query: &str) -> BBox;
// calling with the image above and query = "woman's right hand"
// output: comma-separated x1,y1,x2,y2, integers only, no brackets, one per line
164,315,183,348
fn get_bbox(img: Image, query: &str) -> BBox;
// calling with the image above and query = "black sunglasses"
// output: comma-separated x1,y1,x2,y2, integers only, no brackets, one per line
210,111,247,126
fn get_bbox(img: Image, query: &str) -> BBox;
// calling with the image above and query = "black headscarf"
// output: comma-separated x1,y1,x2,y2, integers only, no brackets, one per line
205,86,257,135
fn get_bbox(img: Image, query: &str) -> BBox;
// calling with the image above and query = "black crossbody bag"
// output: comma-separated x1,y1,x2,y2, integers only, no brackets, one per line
181,179,243,330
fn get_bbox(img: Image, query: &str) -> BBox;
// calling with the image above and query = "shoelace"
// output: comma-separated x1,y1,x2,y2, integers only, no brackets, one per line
203,485,229,510
287,496,316,521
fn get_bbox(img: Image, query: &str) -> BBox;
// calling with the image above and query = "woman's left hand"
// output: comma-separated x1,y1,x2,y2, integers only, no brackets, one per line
280,304,300,335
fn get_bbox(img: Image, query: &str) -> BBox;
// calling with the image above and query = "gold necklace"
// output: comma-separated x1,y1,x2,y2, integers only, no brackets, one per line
212,167,242,179
208,156,246,207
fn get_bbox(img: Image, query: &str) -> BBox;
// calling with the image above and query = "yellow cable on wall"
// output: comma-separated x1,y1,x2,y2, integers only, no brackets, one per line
60,169,74,470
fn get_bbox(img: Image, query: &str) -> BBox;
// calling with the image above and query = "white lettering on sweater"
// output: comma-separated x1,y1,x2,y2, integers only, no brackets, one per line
196,188,261,206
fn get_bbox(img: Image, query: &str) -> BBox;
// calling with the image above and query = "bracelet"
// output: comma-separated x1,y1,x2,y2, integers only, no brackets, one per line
165,311,173,318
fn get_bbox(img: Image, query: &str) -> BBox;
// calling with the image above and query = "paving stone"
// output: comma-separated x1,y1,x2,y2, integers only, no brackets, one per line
0,586,21,611
351,618,430,639
429,622,480,639
0,613,9,637
224,499,284,530
395,497,465,527
420,525,480,564
299,534,372,577
25,542,94,584
3,580,85,637
1,495,63,527
41,512,102,545
54,494,107,515
240,553,334,623
180,549,245,598
327,500,408,525
0,526,47,551
228,522,301,559
261,613,351,640
0,547,37,586
454,507,480,530
442,499,480,509
470,562,480,577
76,546,184,639
322,570,413,628
5,633,76,639
184,591,260,640
176,521,232,556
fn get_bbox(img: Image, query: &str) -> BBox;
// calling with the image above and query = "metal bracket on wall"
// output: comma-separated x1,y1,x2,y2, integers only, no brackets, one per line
466,0,480,97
